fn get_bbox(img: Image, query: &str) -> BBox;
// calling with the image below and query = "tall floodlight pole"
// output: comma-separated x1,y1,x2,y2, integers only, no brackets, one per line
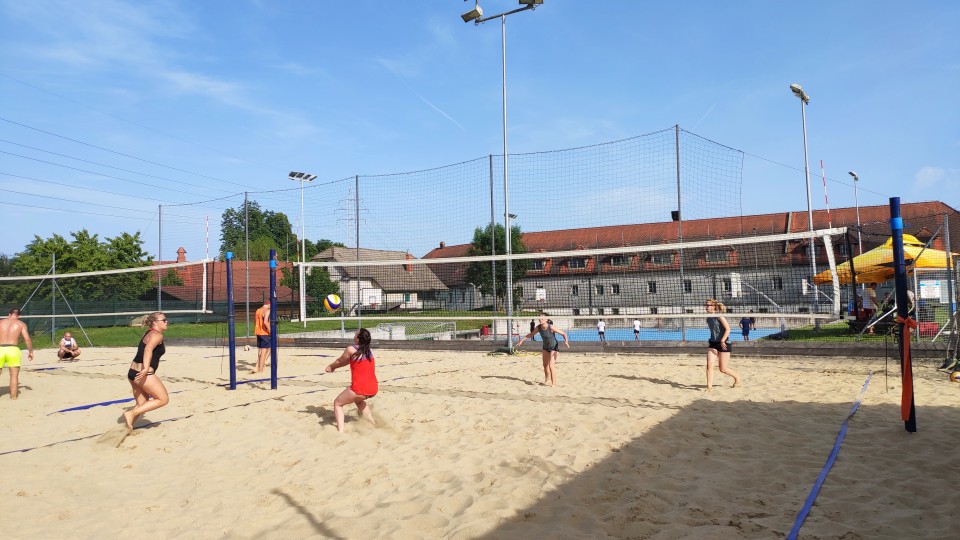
289,171,317,327
462,0,543,351
790,83,817,318
848,171,863,256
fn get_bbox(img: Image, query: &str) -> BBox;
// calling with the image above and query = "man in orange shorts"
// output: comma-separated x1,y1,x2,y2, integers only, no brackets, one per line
0,308,34,399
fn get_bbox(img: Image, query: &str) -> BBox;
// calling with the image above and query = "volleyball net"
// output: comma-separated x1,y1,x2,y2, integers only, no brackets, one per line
298,228,849,336
0,259,215,334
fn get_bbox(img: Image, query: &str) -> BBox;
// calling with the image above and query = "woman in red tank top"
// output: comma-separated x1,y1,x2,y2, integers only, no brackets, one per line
325,328,377,433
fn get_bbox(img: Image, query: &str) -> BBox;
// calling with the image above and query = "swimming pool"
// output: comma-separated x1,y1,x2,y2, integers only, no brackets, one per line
561,327,781,342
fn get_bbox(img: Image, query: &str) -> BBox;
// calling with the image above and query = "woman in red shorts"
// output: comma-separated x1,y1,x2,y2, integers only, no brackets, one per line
325,328,377,433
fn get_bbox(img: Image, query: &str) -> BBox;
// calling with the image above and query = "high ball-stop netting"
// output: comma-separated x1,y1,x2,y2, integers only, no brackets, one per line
299,228,846,341
0,259,214,336
157,127,743,269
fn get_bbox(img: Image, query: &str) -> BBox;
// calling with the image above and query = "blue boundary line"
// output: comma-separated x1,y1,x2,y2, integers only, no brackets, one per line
787,372,872,540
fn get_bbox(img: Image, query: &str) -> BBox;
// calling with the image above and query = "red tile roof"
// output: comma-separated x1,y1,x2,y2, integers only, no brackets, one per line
423,201,959,286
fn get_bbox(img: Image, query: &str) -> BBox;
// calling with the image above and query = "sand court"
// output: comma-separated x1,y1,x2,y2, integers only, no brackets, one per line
1,345,959,538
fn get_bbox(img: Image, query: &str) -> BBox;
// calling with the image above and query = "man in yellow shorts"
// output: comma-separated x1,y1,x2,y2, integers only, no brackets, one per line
0,308,34,399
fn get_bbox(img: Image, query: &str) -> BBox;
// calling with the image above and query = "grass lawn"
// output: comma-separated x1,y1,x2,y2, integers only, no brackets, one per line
31,315,497,349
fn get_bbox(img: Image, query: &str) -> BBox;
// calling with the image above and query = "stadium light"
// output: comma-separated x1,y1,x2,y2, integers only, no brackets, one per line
288,171,317,266
789,83,817,318
461,0,543,351
461,1,483,22
848,171,863,257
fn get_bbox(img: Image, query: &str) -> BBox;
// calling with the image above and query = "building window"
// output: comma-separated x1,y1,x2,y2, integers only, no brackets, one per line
597,308,605,315
612,284,620,295
572,308,580,316
648,281,657,294
685,308,694,314
651,253,674,265
571,284,579,296
460,290,465,302
610,255,628,267
650,307,659,315
705,250,729,263
722,278,732,292
596,284,604,295
532,260,545,270
612,308,620,315
838,244,848,256
404,293,411,302
683,279,692,293
772,276,783,290
569,258,586,269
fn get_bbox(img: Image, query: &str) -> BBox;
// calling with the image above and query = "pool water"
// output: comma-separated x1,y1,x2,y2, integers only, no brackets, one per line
560,327,781,342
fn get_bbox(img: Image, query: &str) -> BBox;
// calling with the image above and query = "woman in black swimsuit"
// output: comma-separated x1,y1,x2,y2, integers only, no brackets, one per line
122,312,170,431
517,315,570,387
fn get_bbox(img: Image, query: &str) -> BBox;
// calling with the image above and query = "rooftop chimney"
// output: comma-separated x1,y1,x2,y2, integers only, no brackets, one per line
176,247,186,263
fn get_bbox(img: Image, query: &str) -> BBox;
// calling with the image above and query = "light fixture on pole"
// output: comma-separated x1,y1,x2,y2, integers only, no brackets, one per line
848,171,863,257
789,83,817,317
289,171,316,328
462,0,543,351
288,171,317,265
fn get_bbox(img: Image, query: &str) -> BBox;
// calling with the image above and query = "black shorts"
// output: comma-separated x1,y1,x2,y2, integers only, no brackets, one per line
128,368,156,381
61,351,74,358
257,335,272,348
707,341,732,353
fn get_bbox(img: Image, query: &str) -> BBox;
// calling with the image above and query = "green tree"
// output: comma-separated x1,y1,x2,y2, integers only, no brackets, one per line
160,268,184,286
464,223,530,310
1,230,153,303
220,201,296,261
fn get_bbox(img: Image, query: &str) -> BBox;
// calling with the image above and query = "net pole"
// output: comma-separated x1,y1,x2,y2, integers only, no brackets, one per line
945,213,955,321
355,175,361,328
675,125,686,342
890,197,916,432
244,192,250,339
489,154,497,341
269,249,278,390
226,251,237,390
51,253,56,345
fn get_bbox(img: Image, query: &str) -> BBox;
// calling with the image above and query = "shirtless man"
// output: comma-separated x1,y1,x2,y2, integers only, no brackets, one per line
57,332,81,361
0,308,34,399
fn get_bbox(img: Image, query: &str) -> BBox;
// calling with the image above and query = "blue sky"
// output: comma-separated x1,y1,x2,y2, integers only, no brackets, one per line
1,0,958,261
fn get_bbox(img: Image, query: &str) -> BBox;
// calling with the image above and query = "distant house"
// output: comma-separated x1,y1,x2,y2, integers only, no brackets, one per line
312,246,447,313
423,201,960,318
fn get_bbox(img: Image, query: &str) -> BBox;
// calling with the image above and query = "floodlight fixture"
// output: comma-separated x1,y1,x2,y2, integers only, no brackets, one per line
462,1,483,23
790,83,810,104
519,0,544,5
848,171,858,181
289,171,317,181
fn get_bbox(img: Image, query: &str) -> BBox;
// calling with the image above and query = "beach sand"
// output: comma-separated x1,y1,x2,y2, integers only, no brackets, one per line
2,345,959,539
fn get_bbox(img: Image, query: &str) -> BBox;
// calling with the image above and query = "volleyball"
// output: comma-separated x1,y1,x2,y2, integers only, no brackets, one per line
323,294,342,312
950,371,960,383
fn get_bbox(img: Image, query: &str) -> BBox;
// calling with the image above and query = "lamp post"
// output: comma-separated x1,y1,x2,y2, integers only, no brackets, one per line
462,0,543,350
848,171,863,256
288,171,317,264
289,171,317,327
789,83,817,318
